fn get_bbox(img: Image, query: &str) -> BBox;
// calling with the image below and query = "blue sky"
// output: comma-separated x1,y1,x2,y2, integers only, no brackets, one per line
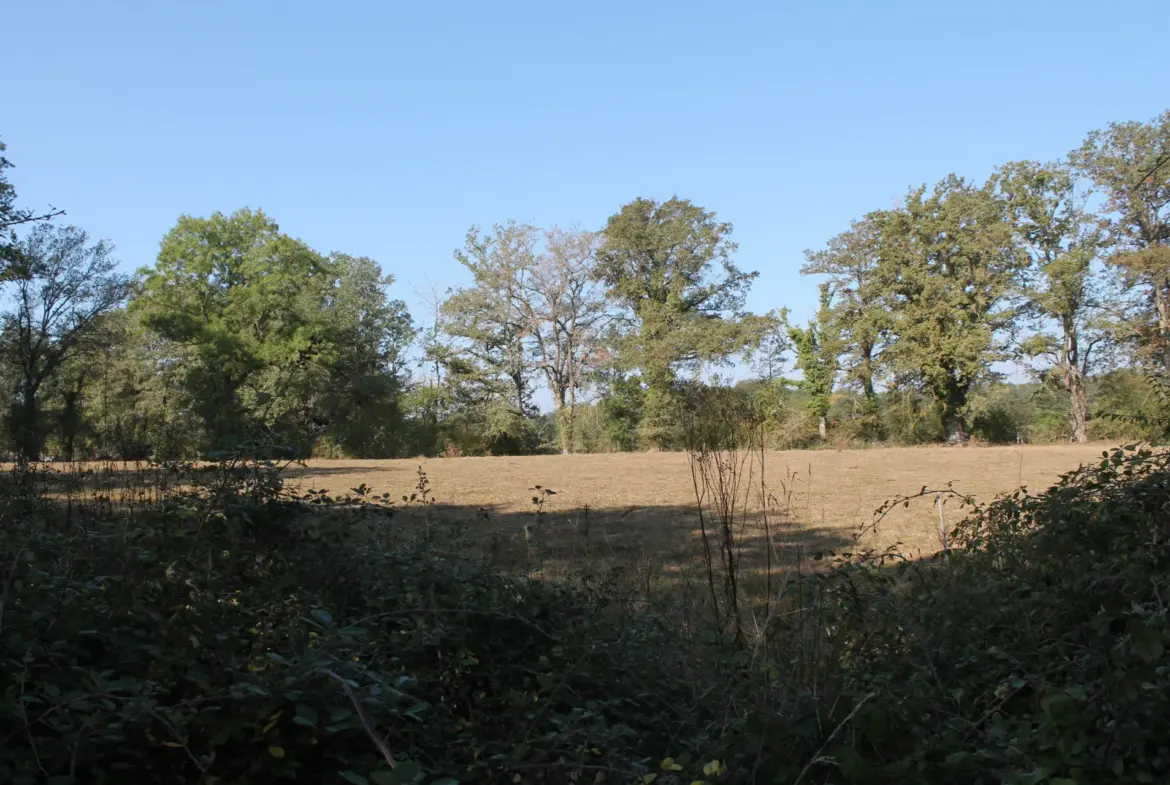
5,0,1169,382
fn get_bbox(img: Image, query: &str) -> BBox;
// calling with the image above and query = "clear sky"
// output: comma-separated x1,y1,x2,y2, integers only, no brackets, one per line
5,0,1169,362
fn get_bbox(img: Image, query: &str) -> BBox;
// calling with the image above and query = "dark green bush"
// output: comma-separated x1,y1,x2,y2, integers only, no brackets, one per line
0,462,759,784
3,445,1168,784
784,446,1170,783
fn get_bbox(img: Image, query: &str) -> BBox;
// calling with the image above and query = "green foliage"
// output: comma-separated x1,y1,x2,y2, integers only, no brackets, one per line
1074,110,1170,370
595,197,764,449
876,175,1024,442
2,224,131,459
1089,368,1169,443
0,459,751,784
994,159,1109,443
797,446,1170,783
786,286,840,438
5,435,1170,782
968,383,1068,443
132,209,412,457
0,137,63,278
598,372,646,451
802,215,886,439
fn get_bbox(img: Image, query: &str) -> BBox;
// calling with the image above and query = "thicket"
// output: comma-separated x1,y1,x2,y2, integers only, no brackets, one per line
2,435,1168,783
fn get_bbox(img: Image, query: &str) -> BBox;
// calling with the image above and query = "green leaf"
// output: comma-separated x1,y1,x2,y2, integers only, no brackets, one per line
310,608,334,626
369,762,421,785
388,761,420,784
292,704,318,727
1133,628,1164,664
340,772,369,785
268,746,285,759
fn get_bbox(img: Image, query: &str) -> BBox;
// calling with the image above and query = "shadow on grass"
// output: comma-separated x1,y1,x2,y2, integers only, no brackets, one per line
12,458,862,606
387,500,855,587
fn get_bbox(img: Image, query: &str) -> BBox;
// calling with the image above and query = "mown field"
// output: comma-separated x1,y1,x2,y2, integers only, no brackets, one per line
286,443,1110,574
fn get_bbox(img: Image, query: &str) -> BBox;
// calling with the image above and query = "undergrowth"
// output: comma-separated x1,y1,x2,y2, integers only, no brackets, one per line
1,444,1167,784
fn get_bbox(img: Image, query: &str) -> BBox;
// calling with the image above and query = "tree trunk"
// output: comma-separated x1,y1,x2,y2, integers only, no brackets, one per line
945,414,968,444
562,385,576,455
13,379,44,461
1156,277,1170,376
1068,370,1089,443
941,379,970,445
817,415,827,441
1063,324,1089,444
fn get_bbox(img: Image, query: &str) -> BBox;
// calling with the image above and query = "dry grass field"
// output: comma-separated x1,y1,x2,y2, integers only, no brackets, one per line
286,443,1111,576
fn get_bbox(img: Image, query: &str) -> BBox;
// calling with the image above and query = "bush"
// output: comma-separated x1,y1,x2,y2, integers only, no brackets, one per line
4,443,1168,784
0,461,755,784
780,446,1170,782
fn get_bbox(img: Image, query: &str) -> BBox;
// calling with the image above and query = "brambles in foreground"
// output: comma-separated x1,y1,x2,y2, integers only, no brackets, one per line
2,439,1168,783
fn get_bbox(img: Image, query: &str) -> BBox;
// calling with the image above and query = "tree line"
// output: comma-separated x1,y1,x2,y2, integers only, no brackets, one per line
1,109,1168,461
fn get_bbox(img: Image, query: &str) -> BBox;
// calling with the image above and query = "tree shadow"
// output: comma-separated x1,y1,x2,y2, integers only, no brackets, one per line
386,500,856,585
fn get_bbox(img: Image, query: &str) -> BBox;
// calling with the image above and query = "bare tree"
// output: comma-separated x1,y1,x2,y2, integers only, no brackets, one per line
444,222,607,454
518,227,607,453
2,224,130,460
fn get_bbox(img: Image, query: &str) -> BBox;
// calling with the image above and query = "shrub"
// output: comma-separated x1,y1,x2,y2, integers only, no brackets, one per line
4,443,1168,784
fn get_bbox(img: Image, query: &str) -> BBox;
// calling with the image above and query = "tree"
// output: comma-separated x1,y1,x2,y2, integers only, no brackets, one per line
79,311,199,460
802,214,888,438
1074,110,1170,372
0,137,64,279
135,209,329,450
442,224,540,453
311,254,414,457
876,175,1023,443
445,222,606,454
594,197,762,449
787,286,841,440
994,160,1109,442
516,227,606,453
749,309,791,382
1,224,130,460
135,209,413,456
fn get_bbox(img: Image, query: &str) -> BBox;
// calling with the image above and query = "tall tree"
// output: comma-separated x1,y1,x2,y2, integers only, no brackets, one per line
443,224,540,452
0,137,64,278
876,175,1023,443
1074,110,1170,371
135,209,412,456
516,227,606,453
994,160,1109,443
787,286,841,440
80,311,199,460
310,254,414,457
594,197,762,449
802,214,888,437
443,223,607,454
135,209,329,450
1,224,130,460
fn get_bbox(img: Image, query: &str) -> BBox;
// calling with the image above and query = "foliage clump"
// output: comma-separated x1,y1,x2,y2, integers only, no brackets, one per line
3,442,1169,784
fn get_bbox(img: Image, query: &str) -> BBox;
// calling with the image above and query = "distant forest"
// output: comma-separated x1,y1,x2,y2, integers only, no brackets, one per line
2,109,1169,460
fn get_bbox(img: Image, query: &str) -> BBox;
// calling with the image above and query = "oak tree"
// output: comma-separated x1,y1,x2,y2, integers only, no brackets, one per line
595,197,762,449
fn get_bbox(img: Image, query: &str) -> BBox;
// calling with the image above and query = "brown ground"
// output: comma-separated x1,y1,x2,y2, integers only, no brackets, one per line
287,443,1110,573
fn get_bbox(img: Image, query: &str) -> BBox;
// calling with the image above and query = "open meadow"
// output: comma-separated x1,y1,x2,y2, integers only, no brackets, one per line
287,442,1110,573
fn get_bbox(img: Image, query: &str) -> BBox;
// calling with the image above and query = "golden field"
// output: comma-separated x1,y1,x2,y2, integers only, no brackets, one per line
285,443,1112,572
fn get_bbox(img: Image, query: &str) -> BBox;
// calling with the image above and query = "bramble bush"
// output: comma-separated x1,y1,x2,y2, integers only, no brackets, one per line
2,443,1168,783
